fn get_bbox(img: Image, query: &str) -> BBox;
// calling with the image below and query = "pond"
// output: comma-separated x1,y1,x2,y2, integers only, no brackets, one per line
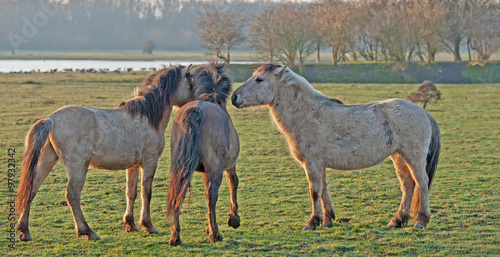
0,59,255,73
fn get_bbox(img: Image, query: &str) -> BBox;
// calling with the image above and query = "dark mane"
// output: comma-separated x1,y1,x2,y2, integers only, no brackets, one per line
252,63,283,76
193,61,232,107
121,65,184,129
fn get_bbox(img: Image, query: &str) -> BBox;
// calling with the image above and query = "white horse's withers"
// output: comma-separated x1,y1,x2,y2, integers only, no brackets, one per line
232,64,440,230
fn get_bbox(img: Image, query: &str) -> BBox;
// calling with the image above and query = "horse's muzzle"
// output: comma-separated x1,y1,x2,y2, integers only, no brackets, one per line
231,94,242,108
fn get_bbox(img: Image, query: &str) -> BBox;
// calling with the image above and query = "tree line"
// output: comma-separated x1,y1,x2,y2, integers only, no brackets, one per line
196,0,500,71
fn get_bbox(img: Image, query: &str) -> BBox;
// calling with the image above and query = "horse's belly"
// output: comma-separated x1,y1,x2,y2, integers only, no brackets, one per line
89,154,139,170
320,138,395,170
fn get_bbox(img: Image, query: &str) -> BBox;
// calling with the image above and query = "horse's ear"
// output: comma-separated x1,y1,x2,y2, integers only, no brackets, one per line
276,66,288,78
186,64,192,74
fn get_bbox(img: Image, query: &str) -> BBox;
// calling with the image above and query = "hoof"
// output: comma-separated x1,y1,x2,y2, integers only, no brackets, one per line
319,221,333,228
413,223,426,229
169,237,182,246
387,221,403,228
228,215,240,229
147,228,161,235
19,232,32,242
301,224,316,231
86,233,101,240
124,224,140,232
142,224,161,235
209,232,223,243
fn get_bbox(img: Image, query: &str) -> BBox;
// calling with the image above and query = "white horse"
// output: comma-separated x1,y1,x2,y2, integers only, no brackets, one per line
231,64,440,230
16,65,193,241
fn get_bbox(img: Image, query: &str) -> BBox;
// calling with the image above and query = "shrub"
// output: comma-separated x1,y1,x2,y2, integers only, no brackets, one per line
408,80,441,109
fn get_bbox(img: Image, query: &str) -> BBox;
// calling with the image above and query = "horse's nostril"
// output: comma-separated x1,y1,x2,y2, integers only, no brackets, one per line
231,94,238,105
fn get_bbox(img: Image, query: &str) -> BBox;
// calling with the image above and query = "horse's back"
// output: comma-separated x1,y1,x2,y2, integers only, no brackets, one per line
48,105,157,170
173,101,234,172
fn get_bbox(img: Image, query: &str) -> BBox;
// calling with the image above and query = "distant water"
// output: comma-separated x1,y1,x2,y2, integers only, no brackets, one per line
0,59,256,73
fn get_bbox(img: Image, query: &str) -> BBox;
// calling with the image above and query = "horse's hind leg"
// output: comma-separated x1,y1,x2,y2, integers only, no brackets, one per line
17,143,58,241
202,170,224,243
225,166,240,229
169,208,182,246
320,168,336,228
64,161,100,240
123,166,139,232
302,161,324,230
388,152,415,228
138,162,160,234
404,154,431,228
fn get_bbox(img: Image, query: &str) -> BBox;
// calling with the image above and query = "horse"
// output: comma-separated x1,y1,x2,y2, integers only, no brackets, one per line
16,64,194,241
166,61,240,246
231,64,440,230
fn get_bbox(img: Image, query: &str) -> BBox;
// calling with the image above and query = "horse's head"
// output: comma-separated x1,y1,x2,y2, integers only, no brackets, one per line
172,64,194,107
231,64,289,108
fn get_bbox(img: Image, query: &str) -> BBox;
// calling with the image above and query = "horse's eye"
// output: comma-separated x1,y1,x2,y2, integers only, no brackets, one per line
256,77,263,83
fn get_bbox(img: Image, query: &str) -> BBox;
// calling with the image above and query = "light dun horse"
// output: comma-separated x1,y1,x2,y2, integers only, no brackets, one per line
16,65,194,241
167,62,240,246
232,64,440,230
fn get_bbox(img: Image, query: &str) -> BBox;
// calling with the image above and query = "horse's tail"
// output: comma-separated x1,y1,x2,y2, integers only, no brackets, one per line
16,118,54,215
166,107,205,218
412,113,441,218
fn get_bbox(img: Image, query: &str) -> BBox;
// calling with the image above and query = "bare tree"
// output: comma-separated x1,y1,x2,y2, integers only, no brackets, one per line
439,0,469,61
273,3,315,74
248,7,277,63
196,4,249,63
405,0,446,64
312,0,357,65
353,1,381,61
463,0,500,64
371,1,410,63
142,39,155,54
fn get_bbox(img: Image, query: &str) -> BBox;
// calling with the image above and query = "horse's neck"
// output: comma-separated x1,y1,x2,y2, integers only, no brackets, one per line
158,106,174,132
269,82,317,135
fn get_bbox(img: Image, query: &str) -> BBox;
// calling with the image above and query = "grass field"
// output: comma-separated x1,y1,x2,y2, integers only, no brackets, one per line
1,72,498,256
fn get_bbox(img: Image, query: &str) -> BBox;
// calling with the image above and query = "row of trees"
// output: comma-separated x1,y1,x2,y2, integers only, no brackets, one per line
196,0,500,71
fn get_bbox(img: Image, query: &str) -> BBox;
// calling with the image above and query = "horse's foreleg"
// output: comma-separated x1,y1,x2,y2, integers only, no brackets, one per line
225,166,240,229
65,164,99,240
17,144,58,241
320,168,336,228
302,161,324,230
123,166,140,232
138,163,160,234
202,171,223,243
388,153,414,228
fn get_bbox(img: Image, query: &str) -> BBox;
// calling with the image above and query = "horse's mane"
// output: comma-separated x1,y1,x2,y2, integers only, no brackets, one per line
253,63,343,105
193,61,232,107
120,65,184,129
252,63,283,76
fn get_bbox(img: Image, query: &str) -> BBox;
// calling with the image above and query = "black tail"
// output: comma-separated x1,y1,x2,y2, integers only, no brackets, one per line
166,107,205,218
412,113,440,217
425,114,440,189
16,118,54,215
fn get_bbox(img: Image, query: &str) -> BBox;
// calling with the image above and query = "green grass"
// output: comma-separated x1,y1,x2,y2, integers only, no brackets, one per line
1,72,499,256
